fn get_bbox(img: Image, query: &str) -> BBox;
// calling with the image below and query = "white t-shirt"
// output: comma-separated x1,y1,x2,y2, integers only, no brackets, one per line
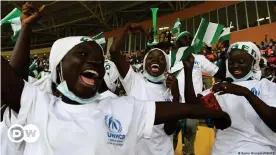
176,54,218,102
120,67,174,155
8,81,155,155
201,79,276,155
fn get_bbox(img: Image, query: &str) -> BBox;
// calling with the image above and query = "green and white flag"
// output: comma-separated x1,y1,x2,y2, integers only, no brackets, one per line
169,46,194,73
0,8,22,42
219,22,231,42
29,59,39,73
81,32,106,49
172,18,181,35
191,18,224,53
92,32,106,49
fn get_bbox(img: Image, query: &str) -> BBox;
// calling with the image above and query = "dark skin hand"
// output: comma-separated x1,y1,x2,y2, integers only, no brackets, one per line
9,2,45,80
163,73,180,135
2,56,230,130
182,55,232,129
213,82,276,132
110,23,152,78
110,23,131,78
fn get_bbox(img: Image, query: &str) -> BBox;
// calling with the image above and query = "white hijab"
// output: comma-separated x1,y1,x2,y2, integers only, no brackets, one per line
143,48,170,73
32,36,104,93
104,60,120,92
226,41,261,81
142,48,170,83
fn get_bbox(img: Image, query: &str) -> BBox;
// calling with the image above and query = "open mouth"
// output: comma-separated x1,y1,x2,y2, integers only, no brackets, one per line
233,70,242,75
80,70,99,86
151,64,160,73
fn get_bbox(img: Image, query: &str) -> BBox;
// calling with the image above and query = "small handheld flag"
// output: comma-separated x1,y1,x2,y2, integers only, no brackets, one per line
172,18,181,36
0,8,22,42
219,22,231,42
191,18,224,53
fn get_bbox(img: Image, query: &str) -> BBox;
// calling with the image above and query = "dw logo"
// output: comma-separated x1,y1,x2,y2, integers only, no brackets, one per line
105,115,122,133
251,87,260,96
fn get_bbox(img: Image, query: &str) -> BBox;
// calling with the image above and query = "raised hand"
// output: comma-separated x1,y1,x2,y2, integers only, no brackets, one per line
129,23,143,33
183,54,195,72
165,73,180,99
21,2,45,26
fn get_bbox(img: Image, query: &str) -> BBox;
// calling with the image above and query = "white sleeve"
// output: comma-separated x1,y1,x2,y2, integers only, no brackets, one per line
28,76,38,84
119,67,142,95
17,81,52,125
260,79,276,108
134,99,156,139
199,55,219,76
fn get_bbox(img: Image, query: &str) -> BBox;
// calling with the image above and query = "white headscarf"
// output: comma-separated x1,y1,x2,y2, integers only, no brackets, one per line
226,41,261,81
142,48,170,83
143,48,170,72
31,36,104,93
104,60,120,92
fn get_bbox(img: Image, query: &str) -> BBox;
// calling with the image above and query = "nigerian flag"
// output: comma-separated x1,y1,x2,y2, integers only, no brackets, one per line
191,18,224,53
92,32,106,49
0,8,22,42
219,27,231,42
172,18,181,35
169,46,194,73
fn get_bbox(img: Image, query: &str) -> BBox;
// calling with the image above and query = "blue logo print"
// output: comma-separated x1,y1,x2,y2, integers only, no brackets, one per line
251,87,260,96
105,115,125,146
105,115,122,133
194,61,200,68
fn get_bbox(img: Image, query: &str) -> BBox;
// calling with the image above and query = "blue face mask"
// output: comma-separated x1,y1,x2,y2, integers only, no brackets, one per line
57,81,102,104
143,71,166,83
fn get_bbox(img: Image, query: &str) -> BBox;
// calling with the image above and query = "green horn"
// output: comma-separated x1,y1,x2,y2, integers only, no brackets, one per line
151,8,159,43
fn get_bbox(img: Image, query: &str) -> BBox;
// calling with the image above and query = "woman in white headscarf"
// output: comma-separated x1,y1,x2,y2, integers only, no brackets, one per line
185,41,276,155
110,23,189,155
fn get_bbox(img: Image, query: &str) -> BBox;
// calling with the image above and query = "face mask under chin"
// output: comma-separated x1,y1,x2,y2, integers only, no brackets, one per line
143,71,166,83
57,81,102,104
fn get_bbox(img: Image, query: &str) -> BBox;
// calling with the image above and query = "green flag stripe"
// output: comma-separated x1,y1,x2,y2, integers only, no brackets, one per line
11,30,20,42
194,18,209,42
211,24,224,44
0,8,21,25
170,48,177,67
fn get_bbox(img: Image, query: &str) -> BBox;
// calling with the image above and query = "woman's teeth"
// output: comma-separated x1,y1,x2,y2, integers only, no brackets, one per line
80,70,98,86
83,70,98,76
151,64,160,73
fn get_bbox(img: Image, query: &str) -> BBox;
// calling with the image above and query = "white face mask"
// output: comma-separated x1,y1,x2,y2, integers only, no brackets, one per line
57,62,101,104
57,81,101,104
225,59,254,82
143,71,166,83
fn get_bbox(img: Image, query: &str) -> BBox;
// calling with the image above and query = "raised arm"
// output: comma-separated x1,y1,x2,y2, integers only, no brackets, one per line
183,55,201,104
1,57,25,113
9,2,45,80
110,23,152,78
163,74,180,135
109,23,132,78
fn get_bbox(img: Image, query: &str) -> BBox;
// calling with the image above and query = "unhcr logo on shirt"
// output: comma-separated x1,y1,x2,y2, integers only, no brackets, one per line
105,115,125,146
251,87,260,97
